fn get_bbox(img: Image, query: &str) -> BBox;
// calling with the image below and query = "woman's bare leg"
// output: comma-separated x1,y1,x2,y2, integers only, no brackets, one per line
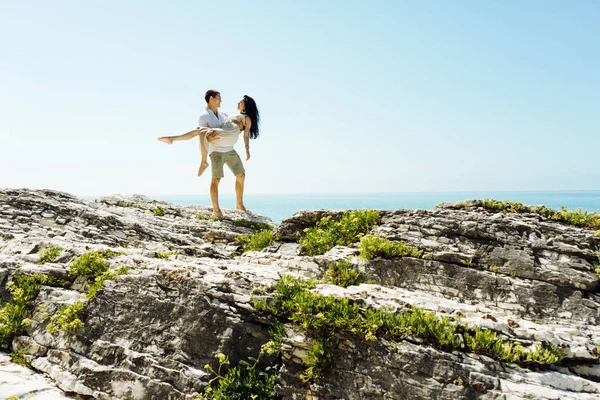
157,128,211,176
197,131,210,176
158,129,201,144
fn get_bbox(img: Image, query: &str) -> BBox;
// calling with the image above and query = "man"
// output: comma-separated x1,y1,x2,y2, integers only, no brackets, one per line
198,90,247,218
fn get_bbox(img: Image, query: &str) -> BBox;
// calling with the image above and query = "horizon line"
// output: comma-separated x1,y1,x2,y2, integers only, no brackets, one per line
79,189,600,198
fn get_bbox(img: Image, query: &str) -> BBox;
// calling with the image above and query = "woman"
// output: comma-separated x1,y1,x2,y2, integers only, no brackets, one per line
158,95,260,177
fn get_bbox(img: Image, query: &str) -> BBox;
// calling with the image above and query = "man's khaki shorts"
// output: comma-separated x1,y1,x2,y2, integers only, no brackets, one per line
210,150,245,179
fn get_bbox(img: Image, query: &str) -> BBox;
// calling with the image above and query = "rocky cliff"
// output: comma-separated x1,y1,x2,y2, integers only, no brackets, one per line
1,189,600,400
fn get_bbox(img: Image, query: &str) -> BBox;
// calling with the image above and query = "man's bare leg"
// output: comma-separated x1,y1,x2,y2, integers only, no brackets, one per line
210,178,223,218
197,131,210,176
235,173,248,212
158,129,201,144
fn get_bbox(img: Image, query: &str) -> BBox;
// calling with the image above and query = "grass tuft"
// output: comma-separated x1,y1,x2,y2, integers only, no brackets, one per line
37,246,63,264
46,266,129,334
236,230,273,253
46,301,85,334
196,352,278,399
325,260,361,288
255,275,564,382
156,251,177,259
68,251,109,278
359,235,423,260
300,210,380,256
153,207,166,216
10,349,29,367
86,266,130,300
0,274,71,349
96,249,126,258
455,200,600,231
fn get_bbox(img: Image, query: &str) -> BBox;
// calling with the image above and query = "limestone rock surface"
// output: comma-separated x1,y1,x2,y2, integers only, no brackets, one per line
1,189,600,400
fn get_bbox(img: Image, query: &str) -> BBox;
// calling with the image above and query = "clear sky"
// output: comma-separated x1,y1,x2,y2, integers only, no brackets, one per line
1,0,598,196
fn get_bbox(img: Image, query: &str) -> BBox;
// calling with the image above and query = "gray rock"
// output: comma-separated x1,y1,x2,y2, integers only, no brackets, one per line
0,352,76,399
1,189,600,400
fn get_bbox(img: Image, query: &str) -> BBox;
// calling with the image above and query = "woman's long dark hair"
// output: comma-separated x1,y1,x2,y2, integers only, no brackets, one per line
242,95,260,139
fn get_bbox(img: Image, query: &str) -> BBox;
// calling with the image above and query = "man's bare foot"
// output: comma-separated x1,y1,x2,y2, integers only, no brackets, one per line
197,162,209,176
212,209,223,219
236,205,250,212
158,136,174,144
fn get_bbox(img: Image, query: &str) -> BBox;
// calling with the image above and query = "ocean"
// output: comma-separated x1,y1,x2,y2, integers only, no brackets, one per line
143,191,600,223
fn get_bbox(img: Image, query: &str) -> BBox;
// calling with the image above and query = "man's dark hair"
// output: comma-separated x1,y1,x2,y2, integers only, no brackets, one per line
205,90,220,104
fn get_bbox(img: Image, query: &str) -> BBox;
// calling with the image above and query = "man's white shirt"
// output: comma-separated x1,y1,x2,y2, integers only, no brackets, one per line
198,109,232,153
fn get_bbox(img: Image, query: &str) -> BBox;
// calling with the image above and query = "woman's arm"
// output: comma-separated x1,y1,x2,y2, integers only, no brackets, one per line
244,117,252,161
243,117,251,160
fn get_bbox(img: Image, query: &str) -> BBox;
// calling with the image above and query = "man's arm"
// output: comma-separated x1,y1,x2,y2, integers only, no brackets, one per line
198,113,221,142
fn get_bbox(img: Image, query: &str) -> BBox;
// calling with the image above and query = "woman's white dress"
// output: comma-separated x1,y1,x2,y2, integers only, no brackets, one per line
206,114,245,147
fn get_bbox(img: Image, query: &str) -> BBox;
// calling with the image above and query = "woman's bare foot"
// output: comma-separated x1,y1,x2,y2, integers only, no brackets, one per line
212,209,223,219
158,136,174,144
197,162,209,176
236,205,250,212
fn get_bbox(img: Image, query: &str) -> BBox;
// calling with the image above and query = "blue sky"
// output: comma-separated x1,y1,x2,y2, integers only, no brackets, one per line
1,0,598,195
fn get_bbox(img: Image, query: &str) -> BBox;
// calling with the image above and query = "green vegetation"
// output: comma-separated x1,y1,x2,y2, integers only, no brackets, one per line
464,327,562,364
1,250,129,347
37,246,63,264
196,213,211,220
236,230,273,253
153,207,166,216
300,210,381,256
10,349,29,367
196,352,278,400
47,266,130,334
470,200,600,231
300,339,333,383
195,323,284,399
46,301,85,333
325,260,360,288
233,219,272,231
156,251,178,259
595,249,600,280
254,275,564,382
68,251,109,278
0,273,70,349
480,199,529,213
359,235,423,260
7,396,18,400
264,322,285,354
86,266,130,299
96,249,126,259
